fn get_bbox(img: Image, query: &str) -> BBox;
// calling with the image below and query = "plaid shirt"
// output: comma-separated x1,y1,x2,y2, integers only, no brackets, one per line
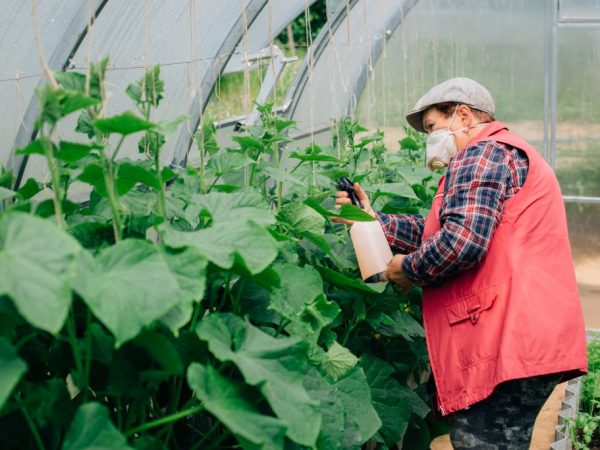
377,141,529,285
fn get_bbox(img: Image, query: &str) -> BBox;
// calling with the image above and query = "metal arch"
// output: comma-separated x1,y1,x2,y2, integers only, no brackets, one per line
169,0,269,169
224,0,318,74
280,0,360,121
281,0,421,123
9,0,109,190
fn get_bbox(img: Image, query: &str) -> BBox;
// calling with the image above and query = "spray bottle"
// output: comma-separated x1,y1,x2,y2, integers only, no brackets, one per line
337,177,393,283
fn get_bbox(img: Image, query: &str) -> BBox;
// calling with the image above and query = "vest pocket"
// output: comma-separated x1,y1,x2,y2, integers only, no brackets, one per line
445,284,502,368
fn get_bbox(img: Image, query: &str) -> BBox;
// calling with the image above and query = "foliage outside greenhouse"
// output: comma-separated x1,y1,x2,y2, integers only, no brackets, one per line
0,61,447,449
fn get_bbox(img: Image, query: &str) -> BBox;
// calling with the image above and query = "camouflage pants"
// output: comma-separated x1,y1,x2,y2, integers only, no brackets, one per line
448,373,562,450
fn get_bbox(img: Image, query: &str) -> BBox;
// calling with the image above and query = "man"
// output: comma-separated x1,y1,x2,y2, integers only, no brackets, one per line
335,77,588,449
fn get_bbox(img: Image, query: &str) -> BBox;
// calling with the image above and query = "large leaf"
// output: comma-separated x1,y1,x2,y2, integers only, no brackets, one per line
36,86,100,125
116,161,161,194
288,151,344,164
207,152,253,178
187,363,286,450
366,310,425,342
186,189,274,226
277,201,325,235
0,338,27,409
164,220,278,275
73,239,183,344
157,247,207,333
270,262,324,318
57,141,103,162
303,368,345,450
334,366,382,448
196,313,320,447
0,213,80,333
62,402,131,450
361,353,411,446
304,366,381,450
94,111,155,136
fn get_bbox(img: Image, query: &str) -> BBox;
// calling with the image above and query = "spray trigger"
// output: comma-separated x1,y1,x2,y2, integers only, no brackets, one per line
337,176,364,209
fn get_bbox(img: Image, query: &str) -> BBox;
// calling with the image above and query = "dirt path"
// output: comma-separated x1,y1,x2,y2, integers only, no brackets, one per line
430,382,568,449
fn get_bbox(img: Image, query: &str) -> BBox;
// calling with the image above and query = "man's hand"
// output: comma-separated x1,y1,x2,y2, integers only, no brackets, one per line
384,255,414,291
332,182,376,225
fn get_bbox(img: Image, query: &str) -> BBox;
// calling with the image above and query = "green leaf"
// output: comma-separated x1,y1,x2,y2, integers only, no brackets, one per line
36,86,101,125
94,111,155,136
0,213,80,333
0,187,16,202
0,338,27,409
15,137,53,156
57,141,103,162
270,262,324,318
157,115,187,138
196,313,320,446
126,65,164,107
334,366,382,448
187,363,287,450
16,179,42,201
303,368,345,450
278,201,325,236
116,161,161,194
364,182,419,201
318,267,387,295
164,220,278,275
232,135,265,153
366,310,425,342
334,204,375,222
262,166,307,188
131,331,183,377
76,110,96,138
77,163,107,196
157,246,207,333
399,136,419,150
73,239,183,344
361,353,411,445
186,189,275,227
321,342,358,381
54,71,86,92
62,402,132,450
207,152,253,178
288,152,344,164
396,167,433,186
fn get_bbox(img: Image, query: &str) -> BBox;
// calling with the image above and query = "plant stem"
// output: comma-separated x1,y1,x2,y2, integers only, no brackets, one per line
20,403,45,450
41,126,66,229
191,421,221,450
82,308,93,402
125,404,205,437
101,151,123,241
204,429,231,450
66,307,83,384
154,153,167,217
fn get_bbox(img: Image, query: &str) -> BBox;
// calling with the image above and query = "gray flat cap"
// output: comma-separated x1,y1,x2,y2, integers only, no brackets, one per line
406,77,495,133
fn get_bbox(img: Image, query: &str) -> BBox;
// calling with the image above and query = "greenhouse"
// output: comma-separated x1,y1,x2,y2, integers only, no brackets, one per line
0,0,599,449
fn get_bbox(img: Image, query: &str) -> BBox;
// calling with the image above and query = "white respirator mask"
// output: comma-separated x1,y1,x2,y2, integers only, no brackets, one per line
425,106,486,171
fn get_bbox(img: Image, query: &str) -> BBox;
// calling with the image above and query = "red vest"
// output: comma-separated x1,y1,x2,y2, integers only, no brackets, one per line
422,121,588,415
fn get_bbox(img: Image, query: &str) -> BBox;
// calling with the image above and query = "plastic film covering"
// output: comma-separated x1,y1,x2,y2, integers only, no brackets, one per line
280,0,418,158
12,0,267,185
355,0,547,152
0,0,105,171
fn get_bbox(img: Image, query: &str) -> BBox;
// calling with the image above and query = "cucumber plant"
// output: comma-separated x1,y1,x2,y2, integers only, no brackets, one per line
0,58,442,450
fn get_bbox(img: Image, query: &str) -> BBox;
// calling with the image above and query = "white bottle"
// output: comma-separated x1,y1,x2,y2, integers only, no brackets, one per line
350,220,393,283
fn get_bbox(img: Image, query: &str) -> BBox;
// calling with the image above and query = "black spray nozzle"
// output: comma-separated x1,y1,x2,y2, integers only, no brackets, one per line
337,176,364,209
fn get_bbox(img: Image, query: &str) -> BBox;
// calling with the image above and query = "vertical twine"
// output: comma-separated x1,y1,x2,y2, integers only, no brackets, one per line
304,0,315,147
241,0,251,122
